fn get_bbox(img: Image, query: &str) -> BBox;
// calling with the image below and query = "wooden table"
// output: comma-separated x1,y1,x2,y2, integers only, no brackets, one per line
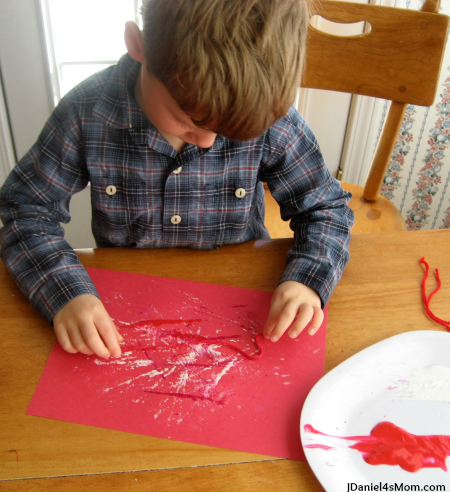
1,229,449,491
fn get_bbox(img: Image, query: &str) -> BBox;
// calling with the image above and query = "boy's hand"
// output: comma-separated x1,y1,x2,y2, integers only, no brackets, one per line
53,294,124,358
263,281,323,342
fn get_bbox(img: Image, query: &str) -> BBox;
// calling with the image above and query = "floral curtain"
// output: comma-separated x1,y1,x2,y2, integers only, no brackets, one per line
380,0,450,230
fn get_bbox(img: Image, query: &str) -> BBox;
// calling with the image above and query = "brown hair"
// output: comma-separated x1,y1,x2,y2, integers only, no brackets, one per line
140,0,310,141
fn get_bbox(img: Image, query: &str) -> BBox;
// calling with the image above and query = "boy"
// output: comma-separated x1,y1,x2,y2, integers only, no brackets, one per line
0,0,354,359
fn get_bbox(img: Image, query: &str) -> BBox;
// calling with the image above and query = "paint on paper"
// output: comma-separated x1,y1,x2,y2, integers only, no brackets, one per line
27,268,328,460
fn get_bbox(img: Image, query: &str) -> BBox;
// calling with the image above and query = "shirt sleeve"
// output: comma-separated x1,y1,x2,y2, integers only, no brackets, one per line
0,98,99,324
262,110,355,307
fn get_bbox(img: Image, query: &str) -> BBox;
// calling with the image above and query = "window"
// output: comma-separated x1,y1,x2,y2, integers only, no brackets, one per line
39,0,143,105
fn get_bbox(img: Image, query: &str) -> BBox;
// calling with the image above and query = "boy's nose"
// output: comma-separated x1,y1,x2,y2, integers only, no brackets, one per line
191,131,217,148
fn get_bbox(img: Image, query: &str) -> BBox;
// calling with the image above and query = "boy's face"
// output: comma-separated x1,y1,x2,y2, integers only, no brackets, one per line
125,20,217,149
136,64,217,149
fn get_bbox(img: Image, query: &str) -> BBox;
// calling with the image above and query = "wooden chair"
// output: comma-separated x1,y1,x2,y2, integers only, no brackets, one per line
264,0,449,237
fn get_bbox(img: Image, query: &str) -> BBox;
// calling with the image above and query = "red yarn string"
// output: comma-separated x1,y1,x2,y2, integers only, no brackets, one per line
420,257,450,330
122,333,265,360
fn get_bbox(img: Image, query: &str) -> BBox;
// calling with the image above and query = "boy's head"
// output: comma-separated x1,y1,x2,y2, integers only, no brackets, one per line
138,0,310,141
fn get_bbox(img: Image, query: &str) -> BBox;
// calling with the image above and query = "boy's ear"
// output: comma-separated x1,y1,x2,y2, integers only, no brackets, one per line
124,21,144,63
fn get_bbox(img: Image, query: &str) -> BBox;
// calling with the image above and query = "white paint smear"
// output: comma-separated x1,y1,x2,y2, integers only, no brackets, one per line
388,365,450,403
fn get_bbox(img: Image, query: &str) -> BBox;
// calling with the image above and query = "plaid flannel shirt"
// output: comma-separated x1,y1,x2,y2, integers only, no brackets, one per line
0,54,354,324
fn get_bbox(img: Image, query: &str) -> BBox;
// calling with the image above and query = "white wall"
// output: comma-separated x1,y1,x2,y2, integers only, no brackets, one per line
0,0,95,248
0,73,16,185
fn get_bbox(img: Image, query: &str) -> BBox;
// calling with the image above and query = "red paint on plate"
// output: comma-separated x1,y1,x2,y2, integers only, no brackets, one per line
304,422,450,472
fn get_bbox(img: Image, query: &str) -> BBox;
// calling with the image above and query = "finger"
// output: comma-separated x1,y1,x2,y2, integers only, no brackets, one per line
268,299,300,342
96,319,122,358
66,325,95,356
263,294,286,338
79,322,111,359
112,322,124,343
307,307,324,335
54,324,79,354
287,303,315,339
263,309,281,339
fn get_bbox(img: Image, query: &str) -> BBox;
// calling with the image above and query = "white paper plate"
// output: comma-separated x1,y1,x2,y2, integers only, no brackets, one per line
300,331,450,491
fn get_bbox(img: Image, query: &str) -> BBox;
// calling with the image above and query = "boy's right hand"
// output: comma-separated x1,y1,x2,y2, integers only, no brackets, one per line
53,294,124,359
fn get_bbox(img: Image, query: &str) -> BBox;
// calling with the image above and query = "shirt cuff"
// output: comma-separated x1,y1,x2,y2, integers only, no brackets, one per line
278,256,343,308
31,267,99,324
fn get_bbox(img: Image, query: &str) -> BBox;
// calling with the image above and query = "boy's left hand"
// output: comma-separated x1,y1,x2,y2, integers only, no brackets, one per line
263,281,323,342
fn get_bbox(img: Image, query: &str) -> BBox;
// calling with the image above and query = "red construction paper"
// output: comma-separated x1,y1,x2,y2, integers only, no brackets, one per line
27,268,327,460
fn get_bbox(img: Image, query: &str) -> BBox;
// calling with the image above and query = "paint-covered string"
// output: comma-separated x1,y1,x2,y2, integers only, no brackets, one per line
420,257,450,331
117,319,265,360
122,333,265,360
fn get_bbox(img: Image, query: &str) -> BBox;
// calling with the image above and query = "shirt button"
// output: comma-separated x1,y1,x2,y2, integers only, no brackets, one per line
106,185,117,196
173,166,182,174
170,215,182,224
235,188,246,198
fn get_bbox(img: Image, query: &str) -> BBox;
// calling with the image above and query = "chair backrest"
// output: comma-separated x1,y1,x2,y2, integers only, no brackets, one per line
301,0,449,201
